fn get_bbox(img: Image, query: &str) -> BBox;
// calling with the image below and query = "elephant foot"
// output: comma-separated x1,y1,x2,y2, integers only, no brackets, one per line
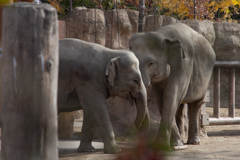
172,139,187,150
77,144,95,152
104,143,121,154
187,137,200,145
173,145,187,150
172,137,184,146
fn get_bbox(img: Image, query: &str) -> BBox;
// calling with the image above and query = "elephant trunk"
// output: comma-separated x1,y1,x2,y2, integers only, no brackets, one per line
131,83,150,132
142,73,151,88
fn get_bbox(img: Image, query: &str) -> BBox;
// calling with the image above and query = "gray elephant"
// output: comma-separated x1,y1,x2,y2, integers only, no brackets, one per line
129,23,215,149
58,38,149,153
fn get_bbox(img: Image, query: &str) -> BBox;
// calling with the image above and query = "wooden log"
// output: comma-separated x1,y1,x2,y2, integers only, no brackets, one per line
214,68,220,118
0,6,3,127
0,49,2,127
58,112,75,139
2,3,58,160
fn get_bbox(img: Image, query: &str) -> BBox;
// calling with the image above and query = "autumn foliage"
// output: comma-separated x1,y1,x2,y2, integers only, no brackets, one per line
160,0,239,21
48,0,240,21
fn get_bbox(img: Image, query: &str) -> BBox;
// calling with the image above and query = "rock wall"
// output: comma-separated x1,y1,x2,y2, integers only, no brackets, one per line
180,20,215,46
106,88,160,138
65,7,106,46
65,7,138,49
62,8,240,137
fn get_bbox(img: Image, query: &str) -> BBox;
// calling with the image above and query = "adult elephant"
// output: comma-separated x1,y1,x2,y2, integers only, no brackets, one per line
129,23,215,149
58,38,149,153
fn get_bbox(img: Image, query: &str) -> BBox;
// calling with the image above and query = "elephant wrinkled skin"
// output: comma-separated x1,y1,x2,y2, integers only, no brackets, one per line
58,38,149,153
129,23,216,149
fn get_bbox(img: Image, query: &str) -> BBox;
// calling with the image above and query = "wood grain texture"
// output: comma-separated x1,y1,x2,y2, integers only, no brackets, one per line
2,2,58,160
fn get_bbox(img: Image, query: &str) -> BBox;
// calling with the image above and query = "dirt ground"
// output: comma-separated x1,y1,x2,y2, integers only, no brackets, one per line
59,107,240,160
206,107,240,117
59,124,240,160
169,125,240,160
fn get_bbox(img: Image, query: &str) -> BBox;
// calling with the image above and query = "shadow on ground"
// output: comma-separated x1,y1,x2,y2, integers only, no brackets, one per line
207,125,240,137
59,125,240,160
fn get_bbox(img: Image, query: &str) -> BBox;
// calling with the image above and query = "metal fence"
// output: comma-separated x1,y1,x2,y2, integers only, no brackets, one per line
208,61,240,125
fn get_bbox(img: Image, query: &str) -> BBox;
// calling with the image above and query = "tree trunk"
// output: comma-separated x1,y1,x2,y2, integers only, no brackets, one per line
69,0,72,11
2,3,59,160
58,112,75,139
138,0,145,32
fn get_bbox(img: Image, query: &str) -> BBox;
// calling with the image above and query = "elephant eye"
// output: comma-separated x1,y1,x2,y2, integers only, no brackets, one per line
148,62,154,67
133,80,139,84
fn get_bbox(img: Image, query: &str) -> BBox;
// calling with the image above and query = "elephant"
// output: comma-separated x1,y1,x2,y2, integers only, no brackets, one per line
129,23,216,149
57,38,149,153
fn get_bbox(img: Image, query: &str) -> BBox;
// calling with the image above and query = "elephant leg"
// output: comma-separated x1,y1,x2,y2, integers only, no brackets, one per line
187,98,203,145
170,104,188,150
77,110,96,152
156,103,179,149
90,103,120,153
171,117,184,146
152,86,163,114
153,86,182,147
175,104,185,138
77,88,120,153
156,84,187,149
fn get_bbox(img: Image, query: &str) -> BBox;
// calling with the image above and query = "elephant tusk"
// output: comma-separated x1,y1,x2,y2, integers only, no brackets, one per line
165,64,171,77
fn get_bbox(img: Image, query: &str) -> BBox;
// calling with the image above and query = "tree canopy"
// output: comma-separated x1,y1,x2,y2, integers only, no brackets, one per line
160,0,239,21
46,0,240,21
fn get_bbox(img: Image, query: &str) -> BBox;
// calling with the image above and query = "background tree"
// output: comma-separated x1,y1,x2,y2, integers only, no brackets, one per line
138,0,145,32
46,0,240,21
160,0,239,21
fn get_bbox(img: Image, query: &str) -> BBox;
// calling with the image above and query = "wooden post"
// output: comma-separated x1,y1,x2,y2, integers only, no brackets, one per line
2,3,58,160
138,0,145,32
229,68,235,118
58,112,75,139
214,68,220,118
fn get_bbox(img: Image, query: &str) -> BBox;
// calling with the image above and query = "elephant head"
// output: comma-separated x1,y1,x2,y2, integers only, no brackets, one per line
105,51,150,131
129,32,185,87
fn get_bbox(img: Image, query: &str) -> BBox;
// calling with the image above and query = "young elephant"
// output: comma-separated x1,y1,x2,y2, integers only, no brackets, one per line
129,23,215,149
58,38,149,153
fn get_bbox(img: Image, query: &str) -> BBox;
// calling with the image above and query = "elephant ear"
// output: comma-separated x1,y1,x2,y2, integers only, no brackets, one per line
164,38,186,60
164,38,186,73
105,57,121,86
